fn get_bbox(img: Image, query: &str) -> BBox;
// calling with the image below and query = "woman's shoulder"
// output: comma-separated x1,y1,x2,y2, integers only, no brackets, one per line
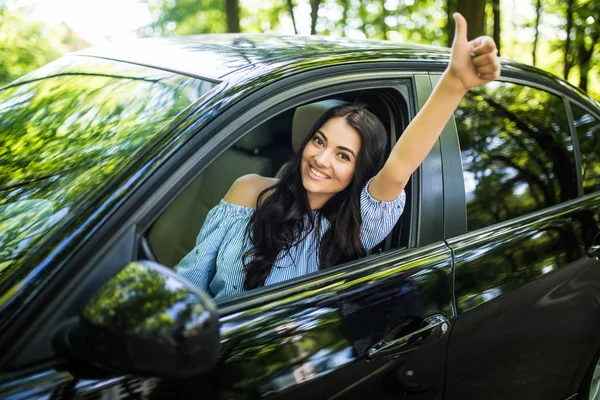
223,174,278,208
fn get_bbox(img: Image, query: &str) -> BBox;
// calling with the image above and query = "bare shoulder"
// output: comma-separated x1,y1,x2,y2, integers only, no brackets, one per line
224,174,278,208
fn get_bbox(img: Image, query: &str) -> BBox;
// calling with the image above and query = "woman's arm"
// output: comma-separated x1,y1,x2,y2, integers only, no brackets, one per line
368,12,501,201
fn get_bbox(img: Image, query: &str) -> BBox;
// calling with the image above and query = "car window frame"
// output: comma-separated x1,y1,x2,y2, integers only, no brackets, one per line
136,74,419,308
565,98,600,197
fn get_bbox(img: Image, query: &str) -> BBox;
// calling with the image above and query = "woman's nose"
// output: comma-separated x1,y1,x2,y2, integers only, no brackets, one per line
314,150,331,167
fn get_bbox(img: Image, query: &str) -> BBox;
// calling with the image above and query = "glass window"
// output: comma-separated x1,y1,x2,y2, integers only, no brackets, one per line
0,56,211,271
455,82,577,231
571,103,600,194
147,92,410,301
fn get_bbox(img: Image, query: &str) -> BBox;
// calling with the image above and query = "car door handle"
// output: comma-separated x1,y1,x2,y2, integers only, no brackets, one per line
588,245,600,258
366,314,449,361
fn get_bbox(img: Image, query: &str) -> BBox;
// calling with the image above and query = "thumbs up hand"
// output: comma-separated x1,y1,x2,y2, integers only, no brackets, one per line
447,12,500,92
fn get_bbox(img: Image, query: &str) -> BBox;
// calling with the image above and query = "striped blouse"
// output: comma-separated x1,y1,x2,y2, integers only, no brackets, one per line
176,179,406,300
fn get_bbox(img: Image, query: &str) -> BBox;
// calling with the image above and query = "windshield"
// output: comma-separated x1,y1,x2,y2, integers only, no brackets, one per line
0,56,212,272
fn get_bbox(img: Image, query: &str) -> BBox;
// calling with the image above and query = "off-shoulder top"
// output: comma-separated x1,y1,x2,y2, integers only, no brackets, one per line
176,179,406,300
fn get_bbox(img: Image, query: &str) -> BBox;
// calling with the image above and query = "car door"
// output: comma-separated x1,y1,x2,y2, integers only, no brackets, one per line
439,74,600,400
0,68,455,399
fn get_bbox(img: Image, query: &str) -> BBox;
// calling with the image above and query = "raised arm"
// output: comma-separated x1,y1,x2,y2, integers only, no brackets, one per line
368,13,501,201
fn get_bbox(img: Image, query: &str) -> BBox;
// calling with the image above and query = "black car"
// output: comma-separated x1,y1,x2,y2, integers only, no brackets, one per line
1,35,600,400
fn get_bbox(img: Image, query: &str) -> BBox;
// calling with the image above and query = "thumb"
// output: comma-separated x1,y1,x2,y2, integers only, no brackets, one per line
453,12,468,45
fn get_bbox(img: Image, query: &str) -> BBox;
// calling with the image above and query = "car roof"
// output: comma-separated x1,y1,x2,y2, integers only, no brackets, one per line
72,34,600,110
74,34,452,82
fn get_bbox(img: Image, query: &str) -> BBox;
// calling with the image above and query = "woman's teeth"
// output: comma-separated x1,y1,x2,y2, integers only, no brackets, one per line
310,166,329,179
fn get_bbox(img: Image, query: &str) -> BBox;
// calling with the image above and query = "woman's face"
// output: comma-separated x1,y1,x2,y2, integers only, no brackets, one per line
300,116,361,209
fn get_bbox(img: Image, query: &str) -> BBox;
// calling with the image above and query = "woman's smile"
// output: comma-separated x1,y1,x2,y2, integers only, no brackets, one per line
308,165,330,180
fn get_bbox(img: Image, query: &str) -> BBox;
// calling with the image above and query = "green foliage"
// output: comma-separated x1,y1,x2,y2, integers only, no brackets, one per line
0,7,66,87
2,1,599,97
137,0,598,98
140,0,229,36
83,262,197,334
240,0,288,33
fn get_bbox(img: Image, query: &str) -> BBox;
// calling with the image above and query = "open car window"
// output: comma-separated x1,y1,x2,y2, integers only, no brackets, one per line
144,88,411,300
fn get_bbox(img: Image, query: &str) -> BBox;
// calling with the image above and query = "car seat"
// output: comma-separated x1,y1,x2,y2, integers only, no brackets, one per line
148,123,275,267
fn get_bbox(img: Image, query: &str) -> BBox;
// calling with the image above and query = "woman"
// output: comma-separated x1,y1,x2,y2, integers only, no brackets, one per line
177,13,501,299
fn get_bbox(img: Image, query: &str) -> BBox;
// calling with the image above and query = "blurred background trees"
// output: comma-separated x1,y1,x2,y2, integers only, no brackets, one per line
1,0,599,99
0,5,65,86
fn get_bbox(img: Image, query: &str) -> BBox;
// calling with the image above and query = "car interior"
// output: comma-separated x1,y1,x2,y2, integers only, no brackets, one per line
145,90,409,271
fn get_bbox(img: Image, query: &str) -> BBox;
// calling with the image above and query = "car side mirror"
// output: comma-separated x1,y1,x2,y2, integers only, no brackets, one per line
59,260,220,378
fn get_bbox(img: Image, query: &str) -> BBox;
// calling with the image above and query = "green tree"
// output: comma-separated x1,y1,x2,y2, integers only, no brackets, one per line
0,7,66,86
140,0,243,36
227,0,241,33
568,1,600,92
447,0,488,43
564,0,575,79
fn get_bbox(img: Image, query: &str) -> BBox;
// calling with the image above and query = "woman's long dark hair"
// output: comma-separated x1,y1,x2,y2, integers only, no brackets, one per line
242,104,387,290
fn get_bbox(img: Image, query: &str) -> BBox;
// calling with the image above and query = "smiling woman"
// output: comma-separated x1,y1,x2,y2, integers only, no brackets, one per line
175,14,502,300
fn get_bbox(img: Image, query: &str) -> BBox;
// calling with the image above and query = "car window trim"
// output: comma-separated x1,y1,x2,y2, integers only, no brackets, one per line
132,74,419,302
428,72,467,239
564,99,584,196
568,98,600,121
445,191,600,245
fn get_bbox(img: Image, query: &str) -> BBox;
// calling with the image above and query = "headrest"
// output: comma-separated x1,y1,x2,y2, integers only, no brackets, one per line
291,99,349,153
235,123,273,153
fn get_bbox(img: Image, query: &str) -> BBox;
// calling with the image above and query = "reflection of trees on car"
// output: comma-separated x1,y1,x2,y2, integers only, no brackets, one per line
454,217,591,313
452,82,600,312
0,58,206,274
157,270,443,398
0,200,54,273
83,263,186,333
455,82,577,231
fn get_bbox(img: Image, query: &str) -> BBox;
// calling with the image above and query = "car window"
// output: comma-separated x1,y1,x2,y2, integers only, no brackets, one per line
148,110,296,268
146,92,409,300
571,103,600,195
454,81,578,232
0,56,211,273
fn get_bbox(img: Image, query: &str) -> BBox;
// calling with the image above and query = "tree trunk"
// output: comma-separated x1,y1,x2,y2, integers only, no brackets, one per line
576,31,599,93
341,0,349,37
310,0,321,35
226,0,240,33
380,0,389,39
578,46,589,93
452,0,487,42
286,0,298,34
492,0,501,55
532,0,542,66
564,0,574,80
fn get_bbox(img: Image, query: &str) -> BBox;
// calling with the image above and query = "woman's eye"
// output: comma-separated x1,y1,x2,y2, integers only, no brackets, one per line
313,137,324,146
339,153,350,161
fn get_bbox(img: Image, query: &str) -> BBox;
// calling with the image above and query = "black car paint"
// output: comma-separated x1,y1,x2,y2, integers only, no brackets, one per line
446,198,600,398
1,35,599,400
